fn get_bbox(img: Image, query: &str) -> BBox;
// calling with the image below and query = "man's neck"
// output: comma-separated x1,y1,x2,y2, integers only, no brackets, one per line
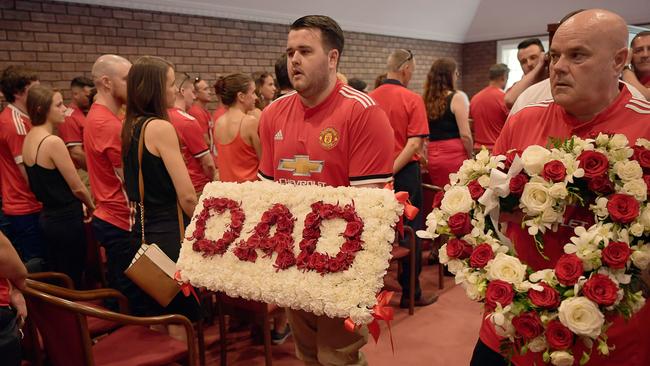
385,73,404,86
194,100,207,109
11,100,28,114
299,74,337,108
174,99,187,111
488,81,503,89
94,92,121,116
568,84,620,122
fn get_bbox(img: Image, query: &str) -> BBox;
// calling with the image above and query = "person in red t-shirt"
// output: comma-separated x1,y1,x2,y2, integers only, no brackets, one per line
0,65,45,271
623,31,650,100
0,231,28,366
84,54,141,304
187,76,215,155
169,74,216,194
470,63,510,150
370,49,436,308
472,10,650,366
258,15,393,365
58,76,94,170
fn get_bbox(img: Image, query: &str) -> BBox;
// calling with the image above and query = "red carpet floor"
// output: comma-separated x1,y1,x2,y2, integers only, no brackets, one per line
202,261,484,365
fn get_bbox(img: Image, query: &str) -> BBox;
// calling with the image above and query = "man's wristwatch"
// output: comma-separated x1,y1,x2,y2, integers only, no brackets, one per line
623,64,633,72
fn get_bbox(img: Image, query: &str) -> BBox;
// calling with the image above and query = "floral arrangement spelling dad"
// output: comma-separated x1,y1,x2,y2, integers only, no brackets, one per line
417,134,650,366
176,181,404,324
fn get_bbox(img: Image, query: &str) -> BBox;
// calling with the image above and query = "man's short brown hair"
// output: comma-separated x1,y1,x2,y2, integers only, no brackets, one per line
290,15,344,61
631,31,650,48
1,66,38,103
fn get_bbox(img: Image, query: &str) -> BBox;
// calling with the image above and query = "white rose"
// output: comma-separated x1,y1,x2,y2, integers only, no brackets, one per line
630,223,644,237
550,351,574,366
440,186,474,214
548,182,568,199
608,134,629,150
485,253,528,284
520,182,554,215
610,147,633,162
640,206,650,230
447,259,465,274
637,138,650,149
541,207,561,224
595,133,610,147
621,179,647,202
521,145,551,175
631,244,650,270
438,244,450,264
464,282,484,301
590,197,609,219
614,160,643,182
558,297,605,339
528,336,548,353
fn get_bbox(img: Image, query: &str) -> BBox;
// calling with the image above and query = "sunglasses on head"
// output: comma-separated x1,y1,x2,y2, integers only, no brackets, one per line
397,49,413,69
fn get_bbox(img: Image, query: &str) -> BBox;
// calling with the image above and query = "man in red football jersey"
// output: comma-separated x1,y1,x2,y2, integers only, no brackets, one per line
258,15,393,365
0,65,44,271
58,76,94,170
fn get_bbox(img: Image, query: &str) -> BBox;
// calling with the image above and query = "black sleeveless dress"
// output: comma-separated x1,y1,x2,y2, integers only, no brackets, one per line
122,117,200,320
26,135,86,288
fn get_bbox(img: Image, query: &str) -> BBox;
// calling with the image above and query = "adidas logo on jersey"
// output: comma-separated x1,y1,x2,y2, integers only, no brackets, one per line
274,130,284,140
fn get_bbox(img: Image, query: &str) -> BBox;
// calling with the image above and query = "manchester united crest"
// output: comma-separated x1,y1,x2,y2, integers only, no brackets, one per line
319,127,339,150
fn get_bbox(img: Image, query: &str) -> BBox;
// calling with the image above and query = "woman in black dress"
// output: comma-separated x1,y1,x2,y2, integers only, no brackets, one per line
22,85,94,288
121,56,201,334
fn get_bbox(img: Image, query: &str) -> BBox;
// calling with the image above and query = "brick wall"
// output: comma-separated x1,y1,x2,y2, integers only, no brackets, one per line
0,0,467,109
461,41,497,99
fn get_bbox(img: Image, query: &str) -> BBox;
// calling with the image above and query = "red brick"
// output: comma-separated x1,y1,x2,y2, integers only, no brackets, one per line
0,30,5,40
52,60,77,70
153,14,170,23
7,31,33,41
112,10,132,20
72,26,95,35
60,34,83,43
22,41,48,51
56,14,80,24
21,21,47,32
61,53,87,62
48,43,73,53
66,5,90,16
3,10,30,21
90,7,112,18
37,52,62,62
10,51,35,61
34,32,59,43
15,1,41,11
123,20,142,29
42,3,66,14
48,23,71,33
96,45,118,53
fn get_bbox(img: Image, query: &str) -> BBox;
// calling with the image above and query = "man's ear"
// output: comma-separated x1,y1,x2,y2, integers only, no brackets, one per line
613,47,628,72
328,49,340,70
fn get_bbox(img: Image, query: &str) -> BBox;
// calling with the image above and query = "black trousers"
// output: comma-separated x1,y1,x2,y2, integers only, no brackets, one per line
0,307,20,366
40,203,87,288
470,339,509,366
393,161,423,300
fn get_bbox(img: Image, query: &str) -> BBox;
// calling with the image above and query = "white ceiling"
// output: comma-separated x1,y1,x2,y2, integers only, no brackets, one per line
65,0,650,43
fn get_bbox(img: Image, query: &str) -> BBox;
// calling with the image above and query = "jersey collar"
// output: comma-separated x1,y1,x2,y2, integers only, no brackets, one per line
561,82,630,131
8,104,29,119
381,79,404,87
302,80,344,118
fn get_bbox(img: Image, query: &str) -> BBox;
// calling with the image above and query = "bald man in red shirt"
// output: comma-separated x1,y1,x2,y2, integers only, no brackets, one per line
472,9,650,366
470,63,510,150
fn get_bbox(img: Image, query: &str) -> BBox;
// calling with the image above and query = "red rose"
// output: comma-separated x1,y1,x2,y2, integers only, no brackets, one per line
545,320,574,350
542,160,567,182
509,173,529,196
299,238,318,252
485,280,514,310
446,238,473,259
308,252,329,273
328,257,343,272
302,227,321,240
276,216,294,232
468,180,485,200
343,221,364,238
632,146,650,169
528,282,560,308
504,150,521,171
582,274,619,306
432,191,445,209
341,239,362,254
296,251,310,269
469,243,493,268
274,249,296,270
448,212,472,236
602,241,631,269
554,253,584,286
607,193,640,224
512,311,544,340
319,205,336,219
304,212,320,229
587,175,614,195
578,150,609,178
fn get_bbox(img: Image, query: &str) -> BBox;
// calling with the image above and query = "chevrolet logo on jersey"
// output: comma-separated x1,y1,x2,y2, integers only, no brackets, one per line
277,155,324,176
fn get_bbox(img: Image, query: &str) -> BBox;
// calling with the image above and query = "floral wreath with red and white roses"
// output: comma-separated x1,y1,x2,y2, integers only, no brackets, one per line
417,133,650,366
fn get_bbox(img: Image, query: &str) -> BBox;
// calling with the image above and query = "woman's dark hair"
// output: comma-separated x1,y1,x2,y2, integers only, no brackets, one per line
423,57,457,120
214,73,253,107
26,85,57,126
252,71,273,109
122,55,174,155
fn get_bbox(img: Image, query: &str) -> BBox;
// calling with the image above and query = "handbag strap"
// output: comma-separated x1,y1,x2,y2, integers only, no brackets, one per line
137,117,186,245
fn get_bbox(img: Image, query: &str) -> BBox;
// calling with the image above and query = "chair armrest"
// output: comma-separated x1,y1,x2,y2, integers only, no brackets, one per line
26,279,130,314
28,272,75,289
422,183,442,192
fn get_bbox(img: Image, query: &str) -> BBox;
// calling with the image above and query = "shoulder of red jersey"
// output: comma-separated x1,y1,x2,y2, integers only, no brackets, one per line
177,110,197,121
6,104,29,136
339,84,376,109
625,97,650,115
516,98,554,112
267,90,298,108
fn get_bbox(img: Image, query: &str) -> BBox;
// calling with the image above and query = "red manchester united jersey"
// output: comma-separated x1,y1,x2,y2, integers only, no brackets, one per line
258,81,393,187
168,108,211,192
0,104,41,215
84,103,132,231
470,85,509,149
58,104,85,148
369,80,429,162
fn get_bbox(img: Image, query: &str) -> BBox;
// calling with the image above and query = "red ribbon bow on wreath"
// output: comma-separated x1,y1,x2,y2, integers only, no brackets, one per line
174,270,200,304
385,183,419,238
344,290,396,353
